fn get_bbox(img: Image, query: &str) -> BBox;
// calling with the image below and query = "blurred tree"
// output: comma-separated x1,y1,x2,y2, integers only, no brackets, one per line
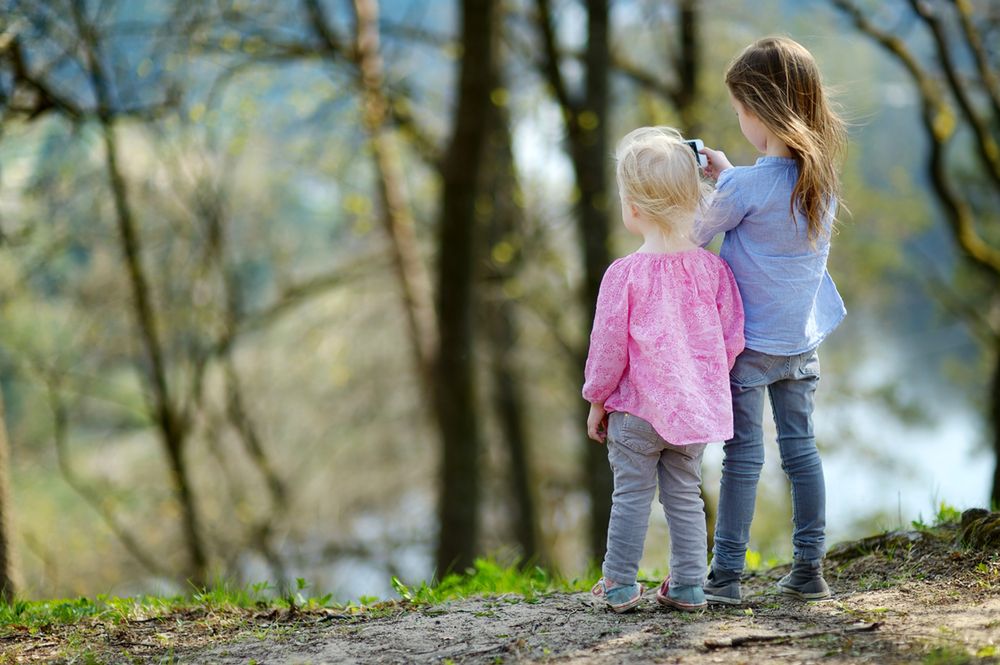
613,0,703,136
0,384,16,602
832,0,1000,506
234,0,534,572
0,0,341,588
0,0,210,584
534,0,614,564
432,0,497,574
533,0,706,562
344,0,437,391
0,16,21,604
478,7,543,565
34,0,207,584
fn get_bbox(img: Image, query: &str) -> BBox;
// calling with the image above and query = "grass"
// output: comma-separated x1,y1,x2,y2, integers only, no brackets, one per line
911,502,964,532
1,531,995,664
1,501,977,632
6,550,817,633
922,644,974,665
0,557,596,635
391,557,596,605
0,578,335,635
0,558,600,663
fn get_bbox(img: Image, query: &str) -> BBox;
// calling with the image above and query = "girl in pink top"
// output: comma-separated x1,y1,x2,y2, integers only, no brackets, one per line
584,126,744,613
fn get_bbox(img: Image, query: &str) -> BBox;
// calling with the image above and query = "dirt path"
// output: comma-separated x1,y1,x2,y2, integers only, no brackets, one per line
186,551,1000,664
5,522,1000,663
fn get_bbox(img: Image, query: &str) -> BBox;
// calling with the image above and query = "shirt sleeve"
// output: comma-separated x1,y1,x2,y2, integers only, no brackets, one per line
582,261,630,404
692,169,747,247
716,261,746,370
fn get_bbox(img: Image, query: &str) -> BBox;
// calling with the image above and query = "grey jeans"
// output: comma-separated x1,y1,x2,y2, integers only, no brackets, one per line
602,412,708,587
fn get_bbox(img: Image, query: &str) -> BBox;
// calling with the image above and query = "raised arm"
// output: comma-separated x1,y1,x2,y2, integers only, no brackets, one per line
692,167,747,247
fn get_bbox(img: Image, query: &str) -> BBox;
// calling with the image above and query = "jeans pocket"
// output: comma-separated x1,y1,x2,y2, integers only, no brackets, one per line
795,350,821,379
614,414,661,455
668,441,707,463
730,349,777,387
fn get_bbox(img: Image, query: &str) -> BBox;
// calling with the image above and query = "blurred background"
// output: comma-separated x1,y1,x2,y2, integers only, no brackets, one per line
0,0,997,603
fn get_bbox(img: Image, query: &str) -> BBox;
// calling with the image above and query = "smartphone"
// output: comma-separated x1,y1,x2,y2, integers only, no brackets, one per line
685,139,708,168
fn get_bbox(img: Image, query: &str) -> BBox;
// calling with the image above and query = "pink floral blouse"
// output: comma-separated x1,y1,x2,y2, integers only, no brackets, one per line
583,249,745,445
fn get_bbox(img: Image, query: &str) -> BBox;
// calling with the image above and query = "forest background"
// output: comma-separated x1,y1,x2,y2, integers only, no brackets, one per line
0,0,997,605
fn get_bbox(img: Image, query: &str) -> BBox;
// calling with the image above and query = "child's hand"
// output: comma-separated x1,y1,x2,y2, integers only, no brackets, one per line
701,146,733,179
587,402,609,443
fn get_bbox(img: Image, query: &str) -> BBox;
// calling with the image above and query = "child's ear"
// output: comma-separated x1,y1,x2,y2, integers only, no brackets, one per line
629,203,640,218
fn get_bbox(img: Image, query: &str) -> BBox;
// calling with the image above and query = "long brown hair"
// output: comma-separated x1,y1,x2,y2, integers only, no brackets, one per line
725,37,847,241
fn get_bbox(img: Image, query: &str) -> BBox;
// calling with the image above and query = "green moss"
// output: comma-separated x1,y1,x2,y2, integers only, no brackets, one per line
959,510,1000,550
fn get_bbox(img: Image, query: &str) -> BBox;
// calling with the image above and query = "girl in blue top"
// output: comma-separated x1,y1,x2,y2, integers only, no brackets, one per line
692,36,848,605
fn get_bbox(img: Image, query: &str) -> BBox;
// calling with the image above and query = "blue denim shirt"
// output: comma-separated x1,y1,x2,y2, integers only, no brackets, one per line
692,156,845,356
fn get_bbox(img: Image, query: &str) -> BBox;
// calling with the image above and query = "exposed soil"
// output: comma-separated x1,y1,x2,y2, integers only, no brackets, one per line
4,521,1000,664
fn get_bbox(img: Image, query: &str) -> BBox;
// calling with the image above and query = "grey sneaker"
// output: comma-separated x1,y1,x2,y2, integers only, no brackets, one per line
703,567,742,605
777,560,832,600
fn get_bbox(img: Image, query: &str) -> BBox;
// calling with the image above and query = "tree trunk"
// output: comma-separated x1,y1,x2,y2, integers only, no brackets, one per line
991,339,1000,510
433,0,495,576
537,0,614,564
674,0,701,135
479,41,544,564
485,298,543,563
672,0,714,553
351,0,437,391
0,383,17,603
574,0,614,565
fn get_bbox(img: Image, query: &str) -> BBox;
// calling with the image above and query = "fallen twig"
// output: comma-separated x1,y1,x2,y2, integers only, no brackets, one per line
704,621,882,650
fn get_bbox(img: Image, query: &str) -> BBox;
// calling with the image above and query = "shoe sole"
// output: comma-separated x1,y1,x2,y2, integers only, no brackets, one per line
778,585,832,601
655,593,707,612
704,592,742,606
608,595,643,613
655,578,707,612
595,582,646,613
705,591,743,605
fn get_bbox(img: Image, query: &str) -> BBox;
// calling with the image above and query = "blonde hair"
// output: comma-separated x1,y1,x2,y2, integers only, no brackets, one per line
615,126,709,238
725,36,847,241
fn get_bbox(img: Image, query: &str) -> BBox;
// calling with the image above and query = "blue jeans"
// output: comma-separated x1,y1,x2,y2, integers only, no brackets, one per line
712,348,826,573
603,412,708,588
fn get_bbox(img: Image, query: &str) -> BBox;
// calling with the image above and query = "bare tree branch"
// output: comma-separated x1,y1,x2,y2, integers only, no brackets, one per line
42,374,170,579
217,254,384,356
907,0,1000,190
912,247,997,344
534,0,579,122
832,0,1000,275
952,0,1000,120
224,359,289,512
302,0,348,57
611,50,678,100
71,0,208,584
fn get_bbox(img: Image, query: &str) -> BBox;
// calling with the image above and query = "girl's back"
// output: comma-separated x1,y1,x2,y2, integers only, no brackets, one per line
583,248,744,446
695,156,844,356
